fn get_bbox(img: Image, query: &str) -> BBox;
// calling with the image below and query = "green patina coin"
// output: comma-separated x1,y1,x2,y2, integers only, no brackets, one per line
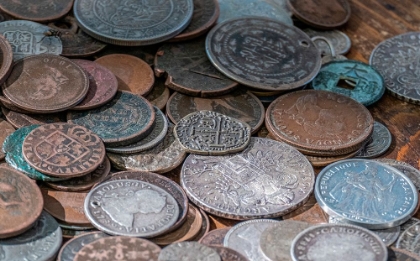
311,60,385,106
2,125,68,182
67,91,155,146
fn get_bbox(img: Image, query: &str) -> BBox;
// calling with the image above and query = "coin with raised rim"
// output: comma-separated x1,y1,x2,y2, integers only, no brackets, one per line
199,227,231,246
388,247,420,261
145,78,171,110
303,28,351,55
158,242,220,261
0,119,15,160
0,0,73,22
1,107,66,129
356,121,392,158
57,232,109,261
375,159,420,191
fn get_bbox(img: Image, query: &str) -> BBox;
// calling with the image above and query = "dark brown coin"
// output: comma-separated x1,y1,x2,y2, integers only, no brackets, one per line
0,166,43,238
145,78,171,110
94,44,160,66
0,119,15,161
282,195,329,224
1,107,66,129
266,90,374,156
0,0,73,22
3,54,89,113
166,90,264,134
0,34,13,86
210,246,248,261
288,0,351,29
199,228,231,246
22,123,106,178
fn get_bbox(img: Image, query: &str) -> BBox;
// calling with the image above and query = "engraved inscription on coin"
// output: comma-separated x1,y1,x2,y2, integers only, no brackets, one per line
0,0,73,22
396,222,420,255
158,242,221,261
356,121,392,158
375,159,420,191
57,232,109,261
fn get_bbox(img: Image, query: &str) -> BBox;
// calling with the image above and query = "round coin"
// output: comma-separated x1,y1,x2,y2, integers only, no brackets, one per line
0,35,13,85
0,0,73,22
375,159,420,191
388,247,420,261
304,28,351,55
210,246,248,261
396,222,420,256
145,78,171,110
199,227,231,246
1,107,66,129
356,121,392,158
57,232,109,261
190,208,211,242
158,242,220,261
0,119,15,160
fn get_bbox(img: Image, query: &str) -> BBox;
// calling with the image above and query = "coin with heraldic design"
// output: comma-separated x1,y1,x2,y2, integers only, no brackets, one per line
158,242,221,261
0,0,73,22
181,137,315,220
375,159,420,191
174,110,251,155
199,227,231,246
206,17,321,91
291,224,388,261
0,35,13,86
3,54,88,113
210,246,248,261
57,232,109,261
356,121,392,158
1,107,66,129
85,179,180,238
73,0,194,46
22,123,106,178
303,28,351,55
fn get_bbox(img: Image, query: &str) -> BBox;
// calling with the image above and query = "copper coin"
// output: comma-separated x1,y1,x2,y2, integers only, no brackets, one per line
57,232,109,261
0,166,43,238
199,228,231,246
305,149,361,167
266,90,374,156
0,0,73,22
22,123,106,178
0,95,37,114
0,119,15,161
0,35,13,86
72,59,118,110
210,246,250,261
94,44,160,66
95,54,155,96
1,107,66,129
190,208,211,242
3,54,89,113
145,78,171,110
288,0,351,29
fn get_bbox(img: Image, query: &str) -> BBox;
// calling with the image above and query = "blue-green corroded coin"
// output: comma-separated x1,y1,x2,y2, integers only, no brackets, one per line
67,91,155,146
2,125,68,182
311,60,385,106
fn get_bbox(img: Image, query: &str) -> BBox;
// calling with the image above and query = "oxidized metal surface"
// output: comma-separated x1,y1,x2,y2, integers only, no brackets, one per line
1,107,66,129
106,107,168,154
68,91,155,146
0,166,43,238
74,236,161,261
155,36,238,97
3,54,88,113
22,123,106,178
84,179,180,237
305,149,360,167
375,159,420,191
210,246,248,261
356,121,392,158
61,227,98,240
0,0,73,22
304,28,351,55
190,209,210,242
174,110,251,155
266,90,374,156
57,232,109,261
396,222,420,256
199,228,231,246
145,78,171,110
73,0,194,46
291,224,387,261
282,194,329,224
166,90,265,134
0,20,62,61
0,35,13,86
95,54,154,96
370,32,420,104
94,44,160,66
315,159,418,229
312,60,385,106
0,119,14,160
181,137,315,220
206,17,321,91
388,247,420,261
158,242,220,261
72,59,118,110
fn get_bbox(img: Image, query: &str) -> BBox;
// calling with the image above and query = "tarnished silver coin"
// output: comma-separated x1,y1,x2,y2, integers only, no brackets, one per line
84,179,180,238
291,224,388,261
315,159,418,229
57,232,109,261
355,121,392,158
210,246,248,261
304,28,351,55
396,222,420,256
388,247,420,261
159,242,221,261
181,137,314,219
375,159,420,191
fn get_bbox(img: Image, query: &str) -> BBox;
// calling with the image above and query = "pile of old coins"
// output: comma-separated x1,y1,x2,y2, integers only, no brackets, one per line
0,0,419,260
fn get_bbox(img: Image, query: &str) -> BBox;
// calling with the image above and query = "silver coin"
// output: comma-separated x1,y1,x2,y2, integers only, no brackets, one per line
315,159,418,229
0,20,62,61
355,121,392,158
304,28,351,55
57,232,109,261
84,179,180,238
375,159,420,191
181,137,315,220
0,211,62,261
291,223,388,261
158,242,221,261
73,0,194,46
400,218,420,233
396,222,420,256
321,54,348,64
223,219,280,261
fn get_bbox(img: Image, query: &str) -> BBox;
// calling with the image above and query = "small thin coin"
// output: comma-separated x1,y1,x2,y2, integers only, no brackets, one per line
0,0,73,22
199,228,231,246
158,242,220,261
1,107,66,129
0,119,15,160
356,121,392,158
375,159,420,191
145,78,171,110
304,28,351,55
190,208,211,242
304,149,361,167
210,246,248,261
396,223,420,256
57,232,109,261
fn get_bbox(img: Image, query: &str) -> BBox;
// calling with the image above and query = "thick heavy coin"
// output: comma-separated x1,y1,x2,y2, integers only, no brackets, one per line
166,90,265,134
0,0,72,22
1,107,66,129
68,91,155,147
396,223,420,256
190,208,211,242
356,121,392,158
199,227,231,246
3,54,88,113
210,246,248,261
370,32,420,104
0,35,13,85
155,36,238,97
84,179,180,238
224,219,280,261
0,20,62,61
145,78,171,110
95,54,154,96
375,159,420,191
388,247,420,261
106,107,168,154
22,123,106,178
74,236,161,261
315,159,418,229
72,59,118,110
174,110,251,155
181,137,315,220
73,0,194,46
304,28,351,55
0,119,14,160
57,232,109,261
158,242,220,261
206,17,321,91
288,0,351,29
0,166,43,238
312,60,385,106
0,211,62,261
291,224,387,261
266,90,374,156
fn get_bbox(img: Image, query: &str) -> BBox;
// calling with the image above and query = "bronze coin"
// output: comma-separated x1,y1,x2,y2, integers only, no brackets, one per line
0,95,37,114
95,54,155,96
0,35,13,86
210,246,248,261
305,149,361,167
93,44,160,67
199,228,231,246
3,54,89,113
0,166,43,238
22,123,106,178
1,107,66,129
190,208,211,242
145,78,171,110
0,119,15,161
265,90,374,156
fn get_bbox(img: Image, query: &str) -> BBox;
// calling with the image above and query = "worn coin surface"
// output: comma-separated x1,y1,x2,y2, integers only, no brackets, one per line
283,195,329,224
57,232,109,261
94,44,160,66
304,28,351,55
388,247,420,261
1,107,66,129
0,0,73,22
206,17,321,91
85,179,180,238
199,227,231,246
145,78,171,110
400,218,420,234
396,222,420,255
305,149,361,167
182,137,315,220
0,119,14,161
375,159,420,191
0,35,13,86
190,208,211,242
356,121,392,158
74,0,194,45
210,246,248,261
158,242,221,261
